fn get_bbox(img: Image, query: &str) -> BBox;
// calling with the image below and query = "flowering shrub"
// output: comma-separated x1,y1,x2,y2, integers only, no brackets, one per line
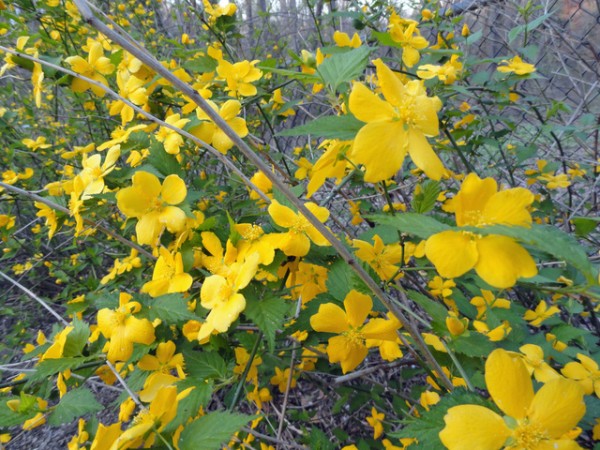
0,0,598,449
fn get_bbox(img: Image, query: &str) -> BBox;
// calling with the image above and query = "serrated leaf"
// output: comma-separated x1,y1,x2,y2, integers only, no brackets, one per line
63,318,90,358
0,400,37,427
48,387,103,425
178,411,255,450
369,213,451,239
183,350,228,380
244,297,288,351
326,259,353,301
411,180,440,214
149,294,197,324
407,290,447,326
184,55,218,73
572,217,599,237
276,114,364,140
147,141,184,177
508,12,553,44
28,357,91,382
450,332,494,358
316,46,371,92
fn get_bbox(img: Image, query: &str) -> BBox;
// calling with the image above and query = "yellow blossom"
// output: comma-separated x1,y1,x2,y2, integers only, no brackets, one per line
562,353,600,397
366,407,385,439
270,367,297,393
333,31,362,48
310,290,399,373
155,113,190,155
268,200,330,257
518,344,560,383
64,41,115,96
524,300,560,326
141,248,193,297
425,173,537,288
428,276,455,298
389,13,429,67
497,55,536,75
439,348,586,450
353,234,403,281
97,292,155,362
216,59,262,97
470,289,510,319
116,171,188,247
348,59,445,182
193,99,248,154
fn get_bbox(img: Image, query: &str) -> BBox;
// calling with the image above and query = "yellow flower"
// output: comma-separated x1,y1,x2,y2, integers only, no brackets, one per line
139,340,184,375
198,252,260,340
40,326,73,360
97,292,155,362
234,223,279,265
439,348,586,450
216,59,262,97
497,55,536,75
155,113,190,155
523,300,560,326
348,59,445,182
333,31,362,48
193,99,248,154
473,320,512,342
310,290,399,373
353,234,403,281
270,367,297,393
519,344,560,383
425,173,537,288
306,139,351,198
141,248,193,297
64,41,115,97
77,146,120,200
562,353,600,397
233,347,262,383
366,407,385,439
110,386,179,449
285,261,328,304
389,14,429,67
116,171,187,247
428,276,455,298
109,72,148,125
470,289,510,319
35,202,59,240
417,55,463,85
268,200,330,257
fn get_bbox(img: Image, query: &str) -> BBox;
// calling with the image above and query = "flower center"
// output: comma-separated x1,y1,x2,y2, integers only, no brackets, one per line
291,216,310,233
343,327,365,346
513,421,547,449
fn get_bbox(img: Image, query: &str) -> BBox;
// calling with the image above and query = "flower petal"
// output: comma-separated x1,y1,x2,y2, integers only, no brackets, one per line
425,231,478,279
439,405,510,450
407,129,445,181
485,348,533,420
475,235,537,288
528,378,586,438
348,82,395,123
161,174,186,205
350,121,407,183
310,303,349,334
343,290,372,328
482,188,534,226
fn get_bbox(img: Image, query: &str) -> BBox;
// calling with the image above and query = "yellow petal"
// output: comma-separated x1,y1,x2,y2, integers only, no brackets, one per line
362,318,398,341
407,129,445,180
327,335,367,373
201,275,228,308
350,121,407,182
343,290,372,328
136,211,163,246
475,235,537,288
528,378,585,438
425,231,478,279
159,206,187,233
373,59,405,106
268,201,297,228
451,173,497,226
439,405,510,450
485,348,533,420
206,292,246,332
161,174,186,205
482,188,533,226
310,303,349,334
348,82,395,123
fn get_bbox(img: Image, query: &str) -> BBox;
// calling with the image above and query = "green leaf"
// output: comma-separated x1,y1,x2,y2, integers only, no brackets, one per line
326,259,353,301
316,46,371,92
184,55,218,74
277,114,365,140
407,290,447,326
257,66,320,84
147,140,184,177
149,294,197,324
183,350,228,380
369,213,451,239
450,332,494,358
178,411,255,450
0,398,37,427
62,318,90,358
411,180,440,214
244,297,289,351
48,387,103,426
472,224,595,283
28,357,92,382
508,12,553,44
572,217,599,237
